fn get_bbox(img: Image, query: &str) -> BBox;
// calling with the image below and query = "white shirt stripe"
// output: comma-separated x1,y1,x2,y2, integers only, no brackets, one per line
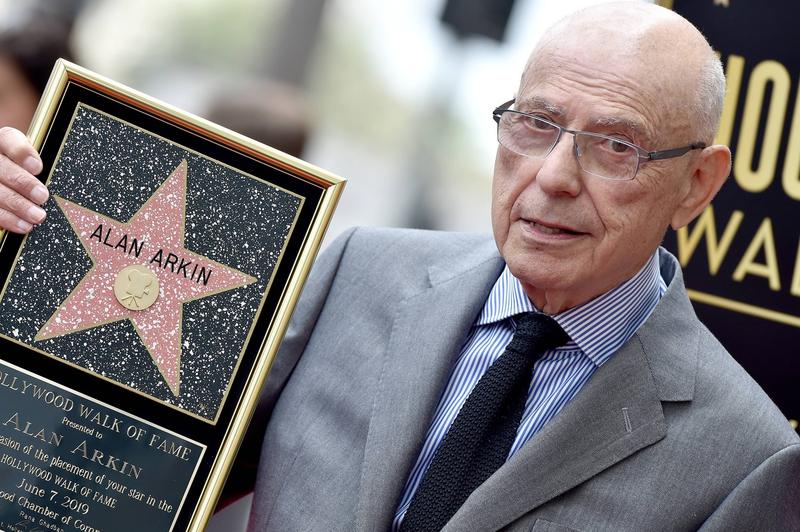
392,253,666,529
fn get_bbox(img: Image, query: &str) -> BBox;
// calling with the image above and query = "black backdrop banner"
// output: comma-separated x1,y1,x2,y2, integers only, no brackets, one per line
658,0,798,433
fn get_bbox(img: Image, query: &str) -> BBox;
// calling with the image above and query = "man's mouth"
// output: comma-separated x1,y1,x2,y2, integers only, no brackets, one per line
525,219,583,236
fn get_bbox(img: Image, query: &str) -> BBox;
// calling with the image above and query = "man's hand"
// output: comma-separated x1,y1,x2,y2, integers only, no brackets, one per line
0,127,48,234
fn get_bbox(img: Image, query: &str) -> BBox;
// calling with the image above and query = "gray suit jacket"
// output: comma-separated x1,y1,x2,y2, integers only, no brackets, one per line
246,227,800,531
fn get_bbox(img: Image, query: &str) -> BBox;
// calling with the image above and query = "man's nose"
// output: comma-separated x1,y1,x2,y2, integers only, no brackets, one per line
534,133,582,197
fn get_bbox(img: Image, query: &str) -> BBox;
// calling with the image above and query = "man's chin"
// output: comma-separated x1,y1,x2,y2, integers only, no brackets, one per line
506,261,575,298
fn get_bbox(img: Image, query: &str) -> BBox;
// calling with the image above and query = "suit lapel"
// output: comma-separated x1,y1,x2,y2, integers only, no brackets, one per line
355,243,504,531
443,249,701,531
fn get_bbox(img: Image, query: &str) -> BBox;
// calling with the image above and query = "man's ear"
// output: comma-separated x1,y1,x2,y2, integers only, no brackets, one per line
670,145,731,230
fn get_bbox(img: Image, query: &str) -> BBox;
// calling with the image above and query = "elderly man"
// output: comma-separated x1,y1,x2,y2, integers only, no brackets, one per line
1,2,798,531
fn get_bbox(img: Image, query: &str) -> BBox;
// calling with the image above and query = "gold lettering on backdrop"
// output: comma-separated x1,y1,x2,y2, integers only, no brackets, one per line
677,206,800,302
716,54,745,147
734,60,791,193
721,53,800,199
781,77,800,201
677,206,744,275
732,217,781,290
664,33,800,334
678,53,800,313
791,238,800,296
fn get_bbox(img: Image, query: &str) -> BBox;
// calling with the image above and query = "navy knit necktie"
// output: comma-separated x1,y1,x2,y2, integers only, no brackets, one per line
400,312,569,532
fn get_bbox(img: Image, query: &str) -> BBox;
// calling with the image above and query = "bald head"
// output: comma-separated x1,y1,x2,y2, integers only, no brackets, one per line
521,2,724,143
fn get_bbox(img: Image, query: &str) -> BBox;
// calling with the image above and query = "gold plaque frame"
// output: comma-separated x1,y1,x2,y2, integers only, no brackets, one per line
0,60,344,531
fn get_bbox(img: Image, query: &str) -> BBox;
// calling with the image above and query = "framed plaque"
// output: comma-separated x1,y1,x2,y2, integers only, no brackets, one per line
0,60,344,531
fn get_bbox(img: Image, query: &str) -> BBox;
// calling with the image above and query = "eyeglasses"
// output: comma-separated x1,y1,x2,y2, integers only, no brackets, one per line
492,99,706,181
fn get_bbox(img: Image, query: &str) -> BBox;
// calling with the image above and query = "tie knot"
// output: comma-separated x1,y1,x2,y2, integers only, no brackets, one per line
509,312,569,354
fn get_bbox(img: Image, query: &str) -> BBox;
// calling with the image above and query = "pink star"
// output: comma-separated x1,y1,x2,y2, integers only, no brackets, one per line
36,160,256,396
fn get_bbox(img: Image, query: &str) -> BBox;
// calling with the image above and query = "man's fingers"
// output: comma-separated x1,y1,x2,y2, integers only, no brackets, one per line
0,126,49,235
0,185,46,230
0,127,42,175
0,207,34,234
0,154,49,205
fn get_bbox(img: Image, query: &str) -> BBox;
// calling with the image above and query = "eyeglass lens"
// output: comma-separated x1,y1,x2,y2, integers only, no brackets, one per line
497,112,639,180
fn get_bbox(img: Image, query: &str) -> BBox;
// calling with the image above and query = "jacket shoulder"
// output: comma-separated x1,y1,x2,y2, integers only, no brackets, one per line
693,324,798,448
328,227,497,289
341,226,494,260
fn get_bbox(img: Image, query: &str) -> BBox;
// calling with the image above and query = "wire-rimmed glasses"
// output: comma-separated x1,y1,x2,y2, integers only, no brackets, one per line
492,99,705,181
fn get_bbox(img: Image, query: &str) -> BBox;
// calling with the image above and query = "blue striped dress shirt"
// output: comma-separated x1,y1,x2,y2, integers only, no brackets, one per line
392,252,667,529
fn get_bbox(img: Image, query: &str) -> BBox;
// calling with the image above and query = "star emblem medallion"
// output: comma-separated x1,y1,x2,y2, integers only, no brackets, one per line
114,265,160,310
35,160,257,396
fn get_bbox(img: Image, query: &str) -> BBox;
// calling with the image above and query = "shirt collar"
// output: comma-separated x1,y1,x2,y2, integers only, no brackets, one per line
476,253,665,367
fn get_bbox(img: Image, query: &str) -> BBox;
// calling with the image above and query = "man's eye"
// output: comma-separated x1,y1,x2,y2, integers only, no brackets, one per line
528,116,557,132
604,138,633,154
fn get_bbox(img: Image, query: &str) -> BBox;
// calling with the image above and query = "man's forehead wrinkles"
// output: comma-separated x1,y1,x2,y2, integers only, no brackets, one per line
517,91,657,144
525,61,658,111
522,67,662,144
